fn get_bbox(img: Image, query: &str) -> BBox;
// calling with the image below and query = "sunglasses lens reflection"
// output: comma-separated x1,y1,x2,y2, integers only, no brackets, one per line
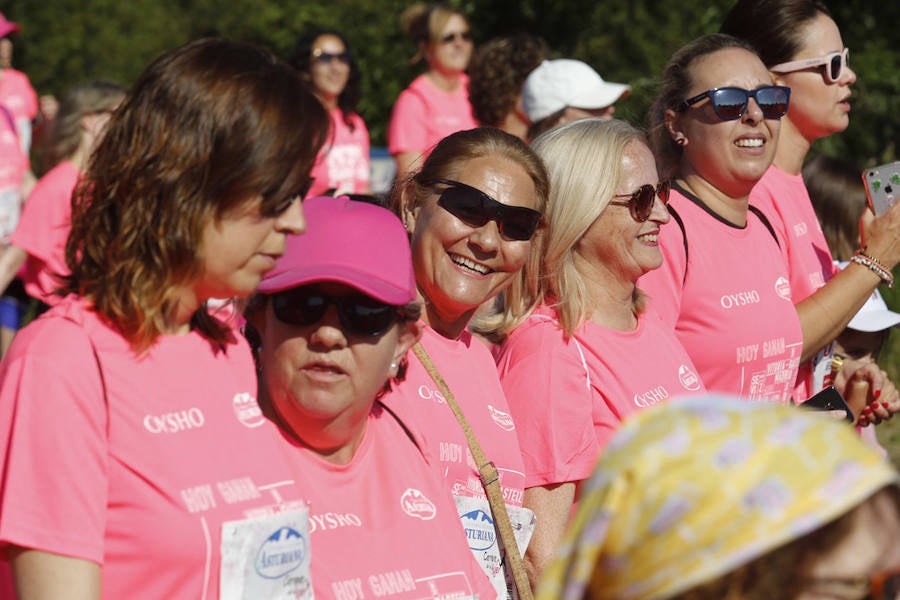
710,87,788,121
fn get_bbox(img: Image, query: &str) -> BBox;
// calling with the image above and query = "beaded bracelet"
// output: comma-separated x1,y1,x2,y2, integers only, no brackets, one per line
851,248,894,287
857,246,890,271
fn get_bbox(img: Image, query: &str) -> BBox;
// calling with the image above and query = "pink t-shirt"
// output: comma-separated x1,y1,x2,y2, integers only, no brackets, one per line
494,305,706,487
279,403,493,599
10,160,80,304
385,325,526,508
387,73,478,159
0,106,28,244
0,296,309,599
752,164,840,400
0,69,38,122
308,108,371,197
639,186,803,403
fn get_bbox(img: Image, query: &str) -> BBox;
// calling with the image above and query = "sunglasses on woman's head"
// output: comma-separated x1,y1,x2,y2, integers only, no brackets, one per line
428,179,542,242
271,287,402,337
312,49,351,65
676,85,791,121
771,48,849,84
609,180,670,223
440,31,472,44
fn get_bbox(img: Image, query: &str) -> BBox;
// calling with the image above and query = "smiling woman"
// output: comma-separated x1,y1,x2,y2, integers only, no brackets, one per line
388,127,548,597
722,0,900,414
481,118,706,587
639,33,804,404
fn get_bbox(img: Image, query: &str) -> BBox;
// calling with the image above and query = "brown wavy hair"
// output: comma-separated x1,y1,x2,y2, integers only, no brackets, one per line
468,34,549,128
64,38,329,352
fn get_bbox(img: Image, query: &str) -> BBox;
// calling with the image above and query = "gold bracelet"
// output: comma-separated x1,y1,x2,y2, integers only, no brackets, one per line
850,253,894,287
858,246,890,271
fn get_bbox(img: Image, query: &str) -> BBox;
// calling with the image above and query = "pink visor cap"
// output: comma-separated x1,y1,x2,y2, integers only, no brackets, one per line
0,13,21,38
257,195,416,306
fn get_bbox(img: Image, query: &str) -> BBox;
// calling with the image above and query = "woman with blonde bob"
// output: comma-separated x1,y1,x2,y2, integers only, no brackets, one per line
0,38,328,599
485,118,704,586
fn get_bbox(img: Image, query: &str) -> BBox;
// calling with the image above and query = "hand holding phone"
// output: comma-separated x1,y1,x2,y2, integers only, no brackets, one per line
800,386,855,424
863,161,900,216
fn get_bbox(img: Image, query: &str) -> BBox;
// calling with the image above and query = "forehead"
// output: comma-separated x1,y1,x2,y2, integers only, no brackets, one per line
451,155,536,210
795,12,844,57
688,47,772,93
617,141,658,191
440,14,468,34
312,34,345,51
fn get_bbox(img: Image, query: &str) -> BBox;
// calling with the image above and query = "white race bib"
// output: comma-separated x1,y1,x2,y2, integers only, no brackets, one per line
220,509,314,600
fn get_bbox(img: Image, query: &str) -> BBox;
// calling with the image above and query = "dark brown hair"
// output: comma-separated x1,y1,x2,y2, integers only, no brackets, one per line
65,38,329,351
468,34,549,128
720,0,832,68
289,28,362,132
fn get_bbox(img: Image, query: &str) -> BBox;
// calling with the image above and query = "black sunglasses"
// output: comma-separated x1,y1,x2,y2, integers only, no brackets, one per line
429,179,542,241
312,49,351,65
676,85,791,121
441,31,472,44
271,287,403,337
609,180,670,223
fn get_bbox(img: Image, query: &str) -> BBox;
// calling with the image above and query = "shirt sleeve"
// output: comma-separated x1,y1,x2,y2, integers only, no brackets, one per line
496,327,599,488
0,318,108,563
387,87,429,156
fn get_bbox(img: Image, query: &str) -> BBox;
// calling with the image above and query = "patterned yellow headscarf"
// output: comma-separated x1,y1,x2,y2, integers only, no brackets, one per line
537,395,898,600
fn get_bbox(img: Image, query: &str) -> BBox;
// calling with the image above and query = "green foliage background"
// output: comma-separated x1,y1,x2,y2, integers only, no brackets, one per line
5,0,900,460
6,0,898,161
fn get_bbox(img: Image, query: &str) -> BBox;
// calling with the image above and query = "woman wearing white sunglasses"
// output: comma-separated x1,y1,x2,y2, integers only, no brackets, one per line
722,0,900,415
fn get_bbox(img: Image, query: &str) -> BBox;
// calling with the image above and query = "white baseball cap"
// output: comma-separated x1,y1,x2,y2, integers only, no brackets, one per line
838,261,900,332
522,59,631,123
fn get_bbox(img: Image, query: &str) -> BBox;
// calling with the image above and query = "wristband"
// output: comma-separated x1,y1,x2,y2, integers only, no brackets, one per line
851,248,894,288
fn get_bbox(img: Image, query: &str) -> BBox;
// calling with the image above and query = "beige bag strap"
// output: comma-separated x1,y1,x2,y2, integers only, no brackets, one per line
412,342,533,600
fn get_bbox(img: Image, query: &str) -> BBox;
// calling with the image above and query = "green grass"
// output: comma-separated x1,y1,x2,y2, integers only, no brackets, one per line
873,281,900,467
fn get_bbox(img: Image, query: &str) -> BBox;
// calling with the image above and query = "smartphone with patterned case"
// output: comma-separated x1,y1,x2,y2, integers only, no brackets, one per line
863,161,900,216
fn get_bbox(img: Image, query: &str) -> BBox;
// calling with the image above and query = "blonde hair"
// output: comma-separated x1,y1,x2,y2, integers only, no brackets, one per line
401,2,467,65
490,118,647,339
